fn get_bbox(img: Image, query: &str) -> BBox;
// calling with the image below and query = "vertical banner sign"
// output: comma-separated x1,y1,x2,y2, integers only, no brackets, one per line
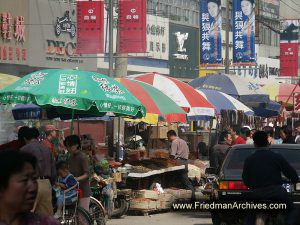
118,0,147,53
200,0,222,65
77,0,104,54
280,20,299,77
232,0,255,63
294,93,300,111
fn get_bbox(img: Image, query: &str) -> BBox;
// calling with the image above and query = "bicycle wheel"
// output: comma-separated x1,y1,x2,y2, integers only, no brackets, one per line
89,197,106,225
62,206,92,225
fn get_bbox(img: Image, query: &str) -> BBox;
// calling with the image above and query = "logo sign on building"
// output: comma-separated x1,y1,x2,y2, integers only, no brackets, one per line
146,15,169,60
169,23,199,78
118,0,147,53
232,0,256,64
28,0,96,71
200,0,222,65
280,20,299,77
294,93,300,111
0,10,27,64
259,0,280,20
173,32,189,60
77,0,104,54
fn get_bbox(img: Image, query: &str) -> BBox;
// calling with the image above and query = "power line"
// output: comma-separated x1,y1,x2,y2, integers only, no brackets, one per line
280,0,300,15
289,0,300,7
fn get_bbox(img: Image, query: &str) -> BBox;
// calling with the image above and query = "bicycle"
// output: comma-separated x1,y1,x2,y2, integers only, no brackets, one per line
53,183,93,225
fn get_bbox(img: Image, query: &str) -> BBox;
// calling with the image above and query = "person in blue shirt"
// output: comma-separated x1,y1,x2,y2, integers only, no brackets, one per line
54,161,78,219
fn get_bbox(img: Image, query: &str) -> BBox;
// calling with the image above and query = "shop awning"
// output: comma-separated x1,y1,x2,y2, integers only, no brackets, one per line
252,101,281,118
262,83,300,105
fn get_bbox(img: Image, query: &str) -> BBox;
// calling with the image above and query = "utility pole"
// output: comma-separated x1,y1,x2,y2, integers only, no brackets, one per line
225,0,230,74
109,0,114,77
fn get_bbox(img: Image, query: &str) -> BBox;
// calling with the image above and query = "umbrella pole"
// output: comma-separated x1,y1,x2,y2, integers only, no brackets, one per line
135,124,137,150
77,116,80,137
70,109,75,135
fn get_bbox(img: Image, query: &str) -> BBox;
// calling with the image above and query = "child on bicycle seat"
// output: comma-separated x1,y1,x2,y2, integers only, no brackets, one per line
54,161,78,219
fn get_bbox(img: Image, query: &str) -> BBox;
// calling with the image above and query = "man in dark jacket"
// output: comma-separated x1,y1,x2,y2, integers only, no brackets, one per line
242,131,299,225
210,130,232,171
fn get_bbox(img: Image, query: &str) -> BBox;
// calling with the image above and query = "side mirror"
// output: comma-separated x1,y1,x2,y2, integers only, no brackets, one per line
205,167,216,175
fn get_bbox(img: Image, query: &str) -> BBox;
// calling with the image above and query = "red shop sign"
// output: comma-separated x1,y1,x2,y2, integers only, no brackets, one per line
77,0,104,54
118,0,147,53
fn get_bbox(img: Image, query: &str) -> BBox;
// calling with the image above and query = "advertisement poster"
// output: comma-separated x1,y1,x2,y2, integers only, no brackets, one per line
118,0,147,53
232,0,256,63
280,20,299,77
200,0,222,65
77,0,104,54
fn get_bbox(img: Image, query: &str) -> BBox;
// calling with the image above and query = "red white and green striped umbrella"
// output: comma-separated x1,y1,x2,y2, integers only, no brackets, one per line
128,73,215,120
116,78,187,124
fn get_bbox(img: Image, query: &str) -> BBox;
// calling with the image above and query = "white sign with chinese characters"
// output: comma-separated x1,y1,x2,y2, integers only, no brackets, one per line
58,74,78,94
146,15,169,60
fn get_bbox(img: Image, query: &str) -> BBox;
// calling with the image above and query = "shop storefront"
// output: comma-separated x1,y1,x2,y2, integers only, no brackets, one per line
27,0,97,71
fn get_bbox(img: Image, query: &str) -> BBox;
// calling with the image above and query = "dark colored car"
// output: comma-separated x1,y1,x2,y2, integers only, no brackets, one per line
209,144,300,225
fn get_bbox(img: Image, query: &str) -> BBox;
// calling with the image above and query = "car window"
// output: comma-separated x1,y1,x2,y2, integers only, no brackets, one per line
225,148,255,170
272,148,300,172
222,147,300,178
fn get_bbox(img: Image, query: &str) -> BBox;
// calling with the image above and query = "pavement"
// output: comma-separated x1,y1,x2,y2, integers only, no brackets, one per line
107,211,213,225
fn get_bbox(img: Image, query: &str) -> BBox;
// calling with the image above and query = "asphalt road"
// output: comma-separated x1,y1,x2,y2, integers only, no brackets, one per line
107,211,213,225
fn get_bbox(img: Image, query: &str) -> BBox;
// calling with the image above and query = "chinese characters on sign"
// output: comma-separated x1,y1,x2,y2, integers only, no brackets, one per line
77,0,104,54
14,16,25,42
0,12,26,63
280,20,299,77
232,0,255,64
92,75,125,95
147,24,166,53
200,0,222,65
259,0,280,20
58,74,78,94
294,93,300,112
118,0,147,53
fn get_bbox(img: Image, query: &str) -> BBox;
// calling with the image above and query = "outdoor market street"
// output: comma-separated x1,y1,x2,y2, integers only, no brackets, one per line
107,211,213,225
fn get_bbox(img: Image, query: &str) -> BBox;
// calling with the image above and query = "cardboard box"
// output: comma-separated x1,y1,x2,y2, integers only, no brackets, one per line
133,190,159,200
164,189,192,200
129,198,157,210
156,193,175,209
112,172,122,182
150,126,168,139
179,189,192,199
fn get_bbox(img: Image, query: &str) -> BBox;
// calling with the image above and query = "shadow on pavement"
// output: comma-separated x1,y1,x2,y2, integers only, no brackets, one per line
175,211,212,219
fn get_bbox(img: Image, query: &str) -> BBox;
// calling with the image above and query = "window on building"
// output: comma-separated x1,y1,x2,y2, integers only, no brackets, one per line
162,43,166,53
150,42,154,51
189,10,193,23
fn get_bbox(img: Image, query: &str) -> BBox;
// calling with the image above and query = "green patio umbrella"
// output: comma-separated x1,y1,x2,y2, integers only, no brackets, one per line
0,69,146,133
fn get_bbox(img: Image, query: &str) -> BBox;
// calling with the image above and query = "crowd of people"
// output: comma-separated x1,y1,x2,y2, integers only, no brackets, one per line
205,121,300,171
1,121,300,224
0,125,91,225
